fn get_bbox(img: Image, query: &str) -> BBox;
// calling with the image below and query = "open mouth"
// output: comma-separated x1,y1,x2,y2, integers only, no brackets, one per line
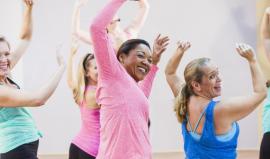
0,63,8,73
137,66,149,75
214,85,221,92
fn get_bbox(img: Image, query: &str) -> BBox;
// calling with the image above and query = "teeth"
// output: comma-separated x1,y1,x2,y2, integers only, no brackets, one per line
138,67,146,73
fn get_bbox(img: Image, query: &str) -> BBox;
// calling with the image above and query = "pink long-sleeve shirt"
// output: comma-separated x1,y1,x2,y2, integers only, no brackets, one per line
90,0,157,158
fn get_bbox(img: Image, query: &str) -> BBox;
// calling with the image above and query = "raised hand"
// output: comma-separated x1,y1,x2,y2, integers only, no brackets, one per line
76,0,89,7
176,41,191,54
23,0,33,7
152,34,169,65
236,43,255,62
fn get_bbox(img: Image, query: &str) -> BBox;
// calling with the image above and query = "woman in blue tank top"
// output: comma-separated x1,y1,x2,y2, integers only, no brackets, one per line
260,7,270,159
0,1,66,158
165,41,267,159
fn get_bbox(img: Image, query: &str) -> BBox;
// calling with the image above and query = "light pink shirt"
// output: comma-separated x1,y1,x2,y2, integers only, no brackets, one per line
72,85,100,157
90,0,158,158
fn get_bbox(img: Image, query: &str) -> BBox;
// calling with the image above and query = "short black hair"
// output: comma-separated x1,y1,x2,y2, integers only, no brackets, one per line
116,39,151,61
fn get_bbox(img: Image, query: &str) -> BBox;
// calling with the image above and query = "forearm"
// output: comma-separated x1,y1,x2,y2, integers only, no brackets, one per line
138,65,158,98
261,11,270,39
72,3,92,44
20,5,33,40
125,0,149,37
91,0,126,32
36,65,65,105
67,54,75,89
165,51,184,75
249,60,267,96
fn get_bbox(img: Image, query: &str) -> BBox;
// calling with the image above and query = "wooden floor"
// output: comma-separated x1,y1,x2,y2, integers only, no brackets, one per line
39,150,259,159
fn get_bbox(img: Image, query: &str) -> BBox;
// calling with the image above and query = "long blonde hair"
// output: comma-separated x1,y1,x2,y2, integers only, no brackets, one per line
174,58,210,123
73,53,94,104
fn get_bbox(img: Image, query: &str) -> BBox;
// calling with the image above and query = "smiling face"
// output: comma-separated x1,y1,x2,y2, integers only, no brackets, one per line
119,43,152,82
0,41,10,77
83,54,98,85
198,62,222,98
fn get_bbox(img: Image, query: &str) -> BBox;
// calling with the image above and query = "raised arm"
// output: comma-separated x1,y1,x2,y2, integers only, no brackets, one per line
9,0,33,69
138,34,169,98
90,0,126,79
216,43,267,123
165,41,191,97
0,49,66,107
125,0,149,38
72,0,93,45
67,40,79,90
261,7,270,62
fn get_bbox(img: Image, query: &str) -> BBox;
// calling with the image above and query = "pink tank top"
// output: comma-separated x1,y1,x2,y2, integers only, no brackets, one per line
72,85,100,157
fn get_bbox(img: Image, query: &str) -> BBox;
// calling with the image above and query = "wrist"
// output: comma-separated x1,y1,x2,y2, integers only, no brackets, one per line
248,58,257,64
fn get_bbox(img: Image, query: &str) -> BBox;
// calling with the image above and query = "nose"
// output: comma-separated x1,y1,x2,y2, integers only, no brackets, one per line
142,58,151,67
217,75,222,82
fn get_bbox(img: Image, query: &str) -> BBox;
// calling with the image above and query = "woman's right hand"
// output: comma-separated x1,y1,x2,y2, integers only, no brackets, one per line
176,41,191,54
76,0,89,7
236,43,256,62
23,0,33,7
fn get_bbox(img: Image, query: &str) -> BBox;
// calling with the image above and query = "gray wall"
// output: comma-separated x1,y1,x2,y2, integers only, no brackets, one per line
0,0,257,155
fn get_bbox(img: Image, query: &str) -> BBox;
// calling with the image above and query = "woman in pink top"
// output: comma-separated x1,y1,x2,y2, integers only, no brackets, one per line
67,40,100,159
72,0,150,51
90,0,169,158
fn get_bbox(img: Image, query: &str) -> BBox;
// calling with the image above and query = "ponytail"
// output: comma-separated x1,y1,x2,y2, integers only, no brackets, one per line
174,84,191,123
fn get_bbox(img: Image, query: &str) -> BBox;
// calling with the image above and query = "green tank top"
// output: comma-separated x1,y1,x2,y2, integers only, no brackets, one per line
263,87,270,133
0,78,42,153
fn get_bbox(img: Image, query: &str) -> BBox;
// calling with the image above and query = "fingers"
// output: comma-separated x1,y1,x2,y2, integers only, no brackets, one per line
177,41,191,51
236,43,255,61
236,43,252,53
24,0,33,6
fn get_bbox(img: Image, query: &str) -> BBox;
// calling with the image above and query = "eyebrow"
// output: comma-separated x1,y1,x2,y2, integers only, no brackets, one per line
136,50,146,55
207,69,219,76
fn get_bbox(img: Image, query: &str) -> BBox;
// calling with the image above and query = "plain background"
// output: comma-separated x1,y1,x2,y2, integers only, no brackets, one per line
0,0,264,155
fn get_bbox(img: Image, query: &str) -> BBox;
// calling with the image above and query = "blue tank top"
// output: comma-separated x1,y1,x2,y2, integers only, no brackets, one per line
182,100,239,159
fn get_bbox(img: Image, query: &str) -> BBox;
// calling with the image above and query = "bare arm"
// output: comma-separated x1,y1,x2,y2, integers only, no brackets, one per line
9,0,33,69
216,43,267,123
67,40,79,90
0,50,66,107
261,7,270,62
165,41,191,97
72,0,93,45
124,0,149,38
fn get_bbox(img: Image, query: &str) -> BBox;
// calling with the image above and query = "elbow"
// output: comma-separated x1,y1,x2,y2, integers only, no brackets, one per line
20,33,32,40
90,23,99,34
262,88,268,99
164,69,174,77
257,87,268,101
31,98,46,107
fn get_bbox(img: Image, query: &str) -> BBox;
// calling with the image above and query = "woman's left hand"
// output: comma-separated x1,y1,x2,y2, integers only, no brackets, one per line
152,34,169,65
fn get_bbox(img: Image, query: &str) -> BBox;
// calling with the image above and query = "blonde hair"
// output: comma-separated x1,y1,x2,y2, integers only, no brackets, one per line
73,53,94,104
174,58,211,123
